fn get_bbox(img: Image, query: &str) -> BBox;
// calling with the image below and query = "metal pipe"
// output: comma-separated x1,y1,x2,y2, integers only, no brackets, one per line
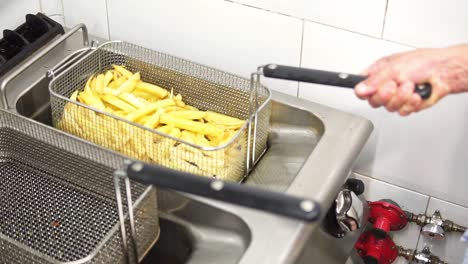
398,246,447,264
0,23,89,109
406,210,467,234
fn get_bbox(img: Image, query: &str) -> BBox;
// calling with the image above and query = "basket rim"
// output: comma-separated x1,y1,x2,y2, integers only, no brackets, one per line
48,40,272,152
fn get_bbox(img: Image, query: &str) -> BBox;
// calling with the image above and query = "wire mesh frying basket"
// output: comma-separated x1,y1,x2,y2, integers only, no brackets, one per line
49,41,271,182
0,110,158,264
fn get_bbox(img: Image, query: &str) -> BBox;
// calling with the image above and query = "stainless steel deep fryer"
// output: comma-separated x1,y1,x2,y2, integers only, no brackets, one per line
0,110,159,264
48,41,271,182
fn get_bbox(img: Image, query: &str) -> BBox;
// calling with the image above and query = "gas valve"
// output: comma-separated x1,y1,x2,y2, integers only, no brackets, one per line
368,199,408,238
398,246,447,264
406,210,467,239
323,179,367,238
355,231,398,264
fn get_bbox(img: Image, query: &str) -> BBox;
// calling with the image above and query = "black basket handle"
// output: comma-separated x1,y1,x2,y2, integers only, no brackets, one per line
125,161,320,222
262,64,432,100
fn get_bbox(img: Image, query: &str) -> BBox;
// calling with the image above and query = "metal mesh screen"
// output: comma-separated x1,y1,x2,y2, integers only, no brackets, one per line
0,111,159,263
49,41,271,182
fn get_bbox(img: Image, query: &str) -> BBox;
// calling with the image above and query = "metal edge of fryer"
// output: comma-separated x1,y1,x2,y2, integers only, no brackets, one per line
179,90,373,264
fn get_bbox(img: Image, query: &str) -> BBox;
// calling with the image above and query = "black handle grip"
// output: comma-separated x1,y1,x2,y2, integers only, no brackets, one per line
125,161,320,222
262,64,432,100
345,179,365,196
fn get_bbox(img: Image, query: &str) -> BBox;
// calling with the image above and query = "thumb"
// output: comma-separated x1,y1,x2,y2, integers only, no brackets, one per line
355,80,378,99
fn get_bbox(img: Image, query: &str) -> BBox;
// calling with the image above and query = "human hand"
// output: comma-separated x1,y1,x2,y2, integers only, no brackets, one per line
355,45,468,116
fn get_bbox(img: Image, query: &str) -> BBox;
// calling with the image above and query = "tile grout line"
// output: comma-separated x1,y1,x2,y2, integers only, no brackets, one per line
414,196,432,250
353,172,468,209
224,0,415,48
381,0,390,38
105,0,112,40
297,20,305,98
38,0,43,12
60,0,66,26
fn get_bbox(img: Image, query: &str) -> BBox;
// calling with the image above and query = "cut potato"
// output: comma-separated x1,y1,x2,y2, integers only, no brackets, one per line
61,64,248,181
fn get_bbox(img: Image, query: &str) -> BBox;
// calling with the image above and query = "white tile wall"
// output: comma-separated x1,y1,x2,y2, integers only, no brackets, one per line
372,93,468,208
106,0,302,96
40,0,62,15
62,0,109,39
39,0,64,24
231,0,387,37
417,198,468,264
384,0,468,47
300,20,468,208
354,173,429,253
299,21,411,177
0,0,41,30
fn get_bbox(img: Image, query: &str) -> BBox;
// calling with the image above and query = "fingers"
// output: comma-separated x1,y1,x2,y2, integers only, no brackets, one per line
386,81,414,112
355,82,378,99
396,78,450,116
355,67,396,99
368,81,397,108
398,93,422,116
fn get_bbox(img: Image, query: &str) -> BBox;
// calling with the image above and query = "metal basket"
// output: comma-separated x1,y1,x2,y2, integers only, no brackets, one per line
0,111,159,263
49,41,271,182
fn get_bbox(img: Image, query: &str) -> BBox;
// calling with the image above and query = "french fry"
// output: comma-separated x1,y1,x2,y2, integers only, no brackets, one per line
219,130,236,146
95,74,105,93
179,130,196,144
63,64,249,182
113,64,133,79
184,105,199,111
115,72,140,95
107,81,118,89
113,110,129,118
136,81,168,98
144,108,164,129
204,111,245,129
164,106,186,112
70,90,78,101
113,70,120,82
157,124,174,134
169,127,181,138
174,94,186,107
137,116,151,125
100,94,136,112
79,90,105,110
85,74,94,88
118,92,146,108
159,114,224,137
167,110,206,120
104,70,114,87
196,133,211,147
114,75,127,88
133,90,157,100
126,99,175,122
90,76,97,91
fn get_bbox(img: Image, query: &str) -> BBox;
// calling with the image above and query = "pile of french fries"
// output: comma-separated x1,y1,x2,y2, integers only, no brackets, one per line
57,65,247,181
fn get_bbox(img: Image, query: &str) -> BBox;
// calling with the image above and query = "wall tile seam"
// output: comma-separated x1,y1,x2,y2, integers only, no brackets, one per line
105,0,111,40
224,0,416,49
72,0,416,48
61,0,66,25
414,196,431,250
297,19,306,97
381,0,390,38
353,172,468,210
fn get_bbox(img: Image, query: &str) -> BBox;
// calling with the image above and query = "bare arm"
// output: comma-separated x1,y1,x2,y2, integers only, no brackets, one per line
355,44,468,116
